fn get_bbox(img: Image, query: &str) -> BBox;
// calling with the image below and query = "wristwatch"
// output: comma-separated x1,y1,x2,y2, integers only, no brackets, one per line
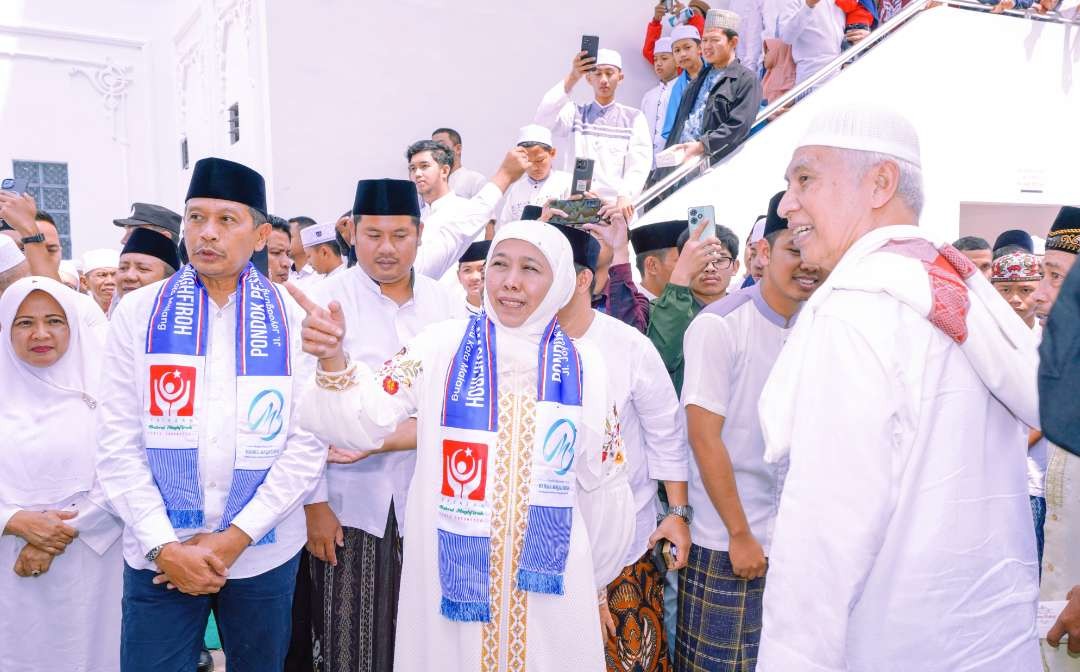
20,233,45,245
661,505,694,525
145,543,168,563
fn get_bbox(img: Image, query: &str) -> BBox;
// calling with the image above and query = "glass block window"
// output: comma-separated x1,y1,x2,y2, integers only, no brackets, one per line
13,160,71,257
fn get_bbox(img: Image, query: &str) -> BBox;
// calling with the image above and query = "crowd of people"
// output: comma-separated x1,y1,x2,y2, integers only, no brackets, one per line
0,3,1079,672
1,97,1080,672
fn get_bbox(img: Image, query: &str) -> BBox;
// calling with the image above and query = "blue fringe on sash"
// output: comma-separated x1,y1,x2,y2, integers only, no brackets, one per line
516,505,572,595
437,530,492,622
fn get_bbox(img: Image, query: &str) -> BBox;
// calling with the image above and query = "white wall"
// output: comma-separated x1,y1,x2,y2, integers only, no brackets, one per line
639,6,1080,251
0,0,168,257
261,0,659,223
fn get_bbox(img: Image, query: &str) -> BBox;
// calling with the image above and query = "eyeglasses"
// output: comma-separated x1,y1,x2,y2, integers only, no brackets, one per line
705,256,735,270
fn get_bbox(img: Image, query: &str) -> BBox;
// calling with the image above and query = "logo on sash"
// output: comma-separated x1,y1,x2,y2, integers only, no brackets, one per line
149,365,196,416
247,389,286,442
441,440,488,501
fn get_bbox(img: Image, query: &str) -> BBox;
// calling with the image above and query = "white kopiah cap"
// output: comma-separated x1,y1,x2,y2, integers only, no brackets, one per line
300,221,337,249
705,8,741,33
516,124,554,148
654,37,674,54
596,48,622,70
0,234,26,273
58,259,79,286
748,216,767,244
80,248,120,272
797,103,922,168
670,24,701,43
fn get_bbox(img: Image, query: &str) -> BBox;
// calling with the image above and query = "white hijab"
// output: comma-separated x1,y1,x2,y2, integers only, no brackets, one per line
0,277,104,506
483,222,633,584
483,220,577,349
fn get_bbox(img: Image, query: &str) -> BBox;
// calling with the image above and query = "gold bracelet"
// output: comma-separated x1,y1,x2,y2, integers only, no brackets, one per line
315,354,357,391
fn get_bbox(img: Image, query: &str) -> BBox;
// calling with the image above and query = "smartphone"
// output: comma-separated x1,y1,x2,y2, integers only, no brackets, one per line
651,539,678,574
580,35,599,71
572,158,595,195
547,198,603,227
687,205,716,241
664,0,675,12
1,177,28,195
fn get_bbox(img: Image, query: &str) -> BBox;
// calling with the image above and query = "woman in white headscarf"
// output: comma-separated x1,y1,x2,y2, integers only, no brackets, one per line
296,221,634,672
0,276,123,672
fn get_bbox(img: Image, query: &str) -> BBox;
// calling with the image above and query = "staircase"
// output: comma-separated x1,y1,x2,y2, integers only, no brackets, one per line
633,0,1080,245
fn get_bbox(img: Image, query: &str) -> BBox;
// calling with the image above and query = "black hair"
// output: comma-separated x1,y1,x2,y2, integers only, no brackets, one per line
953,236,990,252
406,140,454,168
313,240,342,257
572,262,597,295
764,229,785,247
269,216,291,239
431,127,462,147
635,249,669,276
676,224,739,259
288,215,317,230
994,244,1029,259
34,211,56,226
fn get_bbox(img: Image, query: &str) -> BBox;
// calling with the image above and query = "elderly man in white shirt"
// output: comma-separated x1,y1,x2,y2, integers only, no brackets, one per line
96,157,325,672
756,104,1041,671
777,0,845,84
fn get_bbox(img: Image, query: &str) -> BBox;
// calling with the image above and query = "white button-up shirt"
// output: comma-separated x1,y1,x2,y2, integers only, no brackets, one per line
495,170,572,229
582,312,687,568
681,284,795,554
448,167,488,199
641,79,676,156
777,0,845,84
305,266,455,538
96,279,324,579
416,184,503,280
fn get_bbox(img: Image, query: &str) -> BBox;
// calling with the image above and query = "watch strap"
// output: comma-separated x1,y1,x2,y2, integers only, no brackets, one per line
20,233,45,245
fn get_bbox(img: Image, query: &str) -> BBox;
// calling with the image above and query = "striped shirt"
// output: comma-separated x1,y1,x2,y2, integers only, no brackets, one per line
535,80,653,201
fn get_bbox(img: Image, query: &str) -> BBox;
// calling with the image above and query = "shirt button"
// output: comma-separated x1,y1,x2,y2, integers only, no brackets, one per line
1050,513,1058,521
1047,562,1055,572
209,482,217,489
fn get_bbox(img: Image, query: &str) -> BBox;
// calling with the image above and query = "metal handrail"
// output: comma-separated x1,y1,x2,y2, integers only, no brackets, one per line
632,0,1077,212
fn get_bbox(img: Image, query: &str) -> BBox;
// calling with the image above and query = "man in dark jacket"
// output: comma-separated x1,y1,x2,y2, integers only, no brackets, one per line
665,8,761,164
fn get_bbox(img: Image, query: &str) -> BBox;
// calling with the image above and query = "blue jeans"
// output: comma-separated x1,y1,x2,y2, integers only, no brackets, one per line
121,552,300,672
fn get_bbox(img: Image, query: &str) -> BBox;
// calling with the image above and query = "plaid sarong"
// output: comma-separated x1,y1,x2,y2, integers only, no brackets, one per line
674,545,766,672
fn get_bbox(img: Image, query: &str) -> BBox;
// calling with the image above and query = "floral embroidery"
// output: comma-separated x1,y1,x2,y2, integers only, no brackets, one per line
603,402,626,467
376,347,422,396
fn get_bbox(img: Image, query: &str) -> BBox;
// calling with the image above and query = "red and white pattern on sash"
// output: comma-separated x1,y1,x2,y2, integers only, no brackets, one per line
441,439,489,501
882,240,972,345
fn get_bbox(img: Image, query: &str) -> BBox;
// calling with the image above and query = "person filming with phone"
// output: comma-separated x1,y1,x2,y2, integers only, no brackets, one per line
535,43,652,222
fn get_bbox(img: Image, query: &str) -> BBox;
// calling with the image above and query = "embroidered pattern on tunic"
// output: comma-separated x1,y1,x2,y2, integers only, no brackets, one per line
376,349,422,396
507,394,536,670
480,391,534,671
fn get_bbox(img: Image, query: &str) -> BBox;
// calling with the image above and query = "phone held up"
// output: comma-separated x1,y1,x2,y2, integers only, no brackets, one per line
1,177,28,196
572,158,595,196
580,35,599,71
687,205,715,242
547,198,603,228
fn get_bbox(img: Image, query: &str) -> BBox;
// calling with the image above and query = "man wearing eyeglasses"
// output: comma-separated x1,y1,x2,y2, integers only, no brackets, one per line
646,218,740,394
